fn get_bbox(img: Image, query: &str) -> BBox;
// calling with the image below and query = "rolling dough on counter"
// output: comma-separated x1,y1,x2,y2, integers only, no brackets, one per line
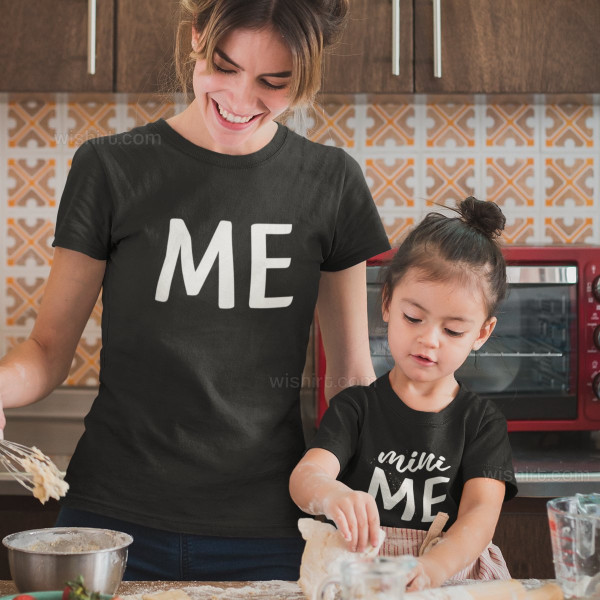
297,518,385,600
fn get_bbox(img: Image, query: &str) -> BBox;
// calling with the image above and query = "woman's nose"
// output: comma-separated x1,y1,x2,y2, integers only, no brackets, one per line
230,76,258,114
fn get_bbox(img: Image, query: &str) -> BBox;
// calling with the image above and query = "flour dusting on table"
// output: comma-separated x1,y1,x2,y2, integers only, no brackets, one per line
123,581,304,600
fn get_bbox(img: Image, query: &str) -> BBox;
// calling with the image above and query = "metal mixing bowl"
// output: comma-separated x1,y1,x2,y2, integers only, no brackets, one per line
2,527,133,593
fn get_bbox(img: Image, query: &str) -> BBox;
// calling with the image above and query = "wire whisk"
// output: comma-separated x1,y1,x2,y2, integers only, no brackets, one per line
0,439,69,503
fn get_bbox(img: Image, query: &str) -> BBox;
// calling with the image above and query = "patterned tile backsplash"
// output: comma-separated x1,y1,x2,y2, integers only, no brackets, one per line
0,92,599,387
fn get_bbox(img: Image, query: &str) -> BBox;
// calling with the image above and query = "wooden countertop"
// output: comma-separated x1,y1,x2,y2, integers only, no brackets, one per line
0,579,561,600
0,581,305,599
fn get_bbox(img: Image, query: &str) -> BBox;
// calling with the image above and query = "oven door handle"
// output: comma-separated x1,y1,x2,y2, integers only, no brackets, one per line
506,266,577,285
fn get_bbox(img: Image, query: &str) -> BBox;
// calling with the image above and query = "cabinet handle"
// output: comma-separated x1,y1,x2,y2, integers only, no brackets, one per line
433,0,442,78
392,0,400,76
87,0,97,75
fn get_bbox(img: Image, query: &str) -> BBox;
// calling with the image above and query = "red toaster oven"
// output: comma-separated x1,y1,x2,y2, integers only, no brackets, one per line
315,246,600,432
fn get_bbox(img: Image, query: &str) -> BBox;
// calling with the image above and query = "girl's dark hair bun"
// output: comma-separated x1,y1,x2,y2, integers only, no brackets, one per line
458,196,506,239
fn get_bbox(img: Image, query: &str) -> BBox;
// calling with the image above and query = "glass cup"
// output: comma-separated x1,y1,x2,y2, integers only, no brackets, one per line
316,556,417,600
547,494,600,598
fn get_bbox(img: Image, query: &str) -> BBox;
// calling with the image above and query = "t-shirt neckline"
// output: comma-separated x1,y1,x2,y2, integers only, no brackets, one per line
152,118,289,168
376,371,465,425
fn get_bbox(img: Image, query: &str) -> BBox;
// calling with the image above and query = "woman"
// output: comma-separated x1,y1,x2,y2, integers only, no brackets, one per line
0,0,390,581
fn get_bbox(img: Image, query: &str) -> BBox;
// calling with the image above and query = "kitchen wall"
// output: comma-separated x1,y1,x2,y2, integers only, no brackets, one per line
0,92,598,388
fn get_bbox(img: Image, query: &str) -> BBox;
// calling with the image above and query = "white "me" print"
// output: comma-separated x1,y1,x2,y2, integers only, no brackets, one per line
155,219,293,308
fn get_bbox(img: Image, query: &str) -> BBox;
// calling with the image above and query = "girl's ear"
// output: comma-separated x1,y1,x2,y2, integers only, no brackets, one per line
381,285,390,323
472,316,497,351
381,298,390,323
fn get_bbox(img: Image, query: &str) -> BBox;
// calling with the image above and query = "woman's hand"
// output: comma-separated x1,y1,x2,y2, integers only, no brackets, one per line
289,448,381,552
322,487,380,552
0,248,105,410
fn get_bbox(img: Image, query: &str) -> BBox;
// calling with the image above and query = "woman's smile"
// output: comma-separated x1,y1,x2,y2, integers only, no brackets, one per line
212,99,260,128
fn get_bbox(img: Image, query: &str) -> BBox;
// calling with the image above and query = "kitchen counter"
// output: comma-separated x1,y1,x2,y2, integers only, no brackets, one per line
0,581,306,599
0,579,558,599
1,416,599,498
509,430,600,497
3,432,599,498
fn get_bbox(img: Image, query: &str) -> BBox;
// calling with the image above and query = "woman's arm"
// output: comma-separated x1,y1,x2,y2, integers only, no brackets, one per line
407,477,506,590
316,262,375,402
289,447,381,552
0,248,106,430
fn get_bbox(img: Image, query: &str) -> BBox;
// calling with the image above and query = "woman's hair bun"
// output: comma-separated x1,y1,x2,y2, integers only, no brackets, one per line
458,196,506,239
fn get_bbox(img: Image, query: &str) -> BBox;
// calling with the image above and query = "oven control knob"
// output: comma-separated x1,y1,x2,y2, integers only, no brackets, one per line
594,373,600,400
593,276,600,302
595,325,600,350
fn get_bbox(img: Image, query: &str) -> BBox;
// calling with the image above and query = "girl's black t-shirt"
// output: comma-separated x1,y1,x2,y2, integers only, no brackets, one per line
310,373,518,530
53,120,390,537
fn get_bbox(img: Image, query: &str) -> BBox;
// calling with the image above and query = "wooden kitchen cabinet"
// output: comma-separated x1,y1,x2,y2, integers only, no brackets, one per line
0,497,60,579
322,0,600,94
321,0,414,93
493,497,554,579
0,0,179,94
0,0,114,92
115,0,179,93
415,0,600,93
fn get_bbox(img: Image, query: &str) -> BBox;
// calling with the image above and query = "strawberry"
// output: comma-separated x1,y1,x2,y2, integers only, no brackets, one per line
13,595,35,600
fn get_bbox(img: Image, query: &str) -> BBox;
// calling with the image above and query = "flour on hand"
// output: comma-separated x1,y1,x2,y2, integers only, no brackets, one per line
297,518,385,600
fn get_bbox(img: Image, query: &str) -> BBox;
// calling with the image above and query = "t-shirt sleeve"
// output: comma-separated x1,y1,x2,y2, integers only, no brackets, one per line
461,406,518,501
52,141,113,260
307,388,366,472
320,152,390,272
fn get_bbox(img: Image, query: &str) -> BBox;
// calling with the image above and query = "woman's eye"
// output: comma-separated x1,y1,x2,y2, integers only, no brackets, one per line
261,79,287,90
404,314,420,324
445,328,464,337
214,63,234,74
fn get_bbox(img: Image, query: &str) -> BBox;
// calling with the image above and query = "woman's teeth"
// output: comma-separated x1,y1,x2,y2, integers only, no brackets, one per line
218,104,254,124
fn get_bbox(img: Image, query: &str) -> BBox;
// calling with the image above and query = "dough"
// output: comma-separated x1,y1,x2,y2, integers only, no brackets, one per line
297,518,385,600
20,446,69,504
142,590,192,600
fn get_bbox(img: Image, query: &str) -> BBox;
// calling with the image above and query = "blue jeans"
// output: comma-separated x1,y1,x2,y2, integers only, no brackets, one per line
55,507,305,581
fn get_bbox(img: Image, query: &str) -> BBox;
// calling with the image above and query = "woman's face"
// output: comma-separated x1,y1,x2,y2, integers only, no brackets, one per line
191,26,293,154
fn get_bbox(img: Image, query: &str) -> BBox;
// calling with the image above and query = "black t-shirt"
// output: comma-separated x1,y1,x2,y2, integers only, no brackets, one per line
53,120,390,537
309,373,518,530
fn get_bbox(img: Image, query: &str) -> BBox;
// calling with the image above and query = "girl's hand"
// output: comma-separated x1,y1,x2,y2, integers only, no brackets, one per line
405,557,445,591
289,448,381,553
0,395,5,438
323,488,380,553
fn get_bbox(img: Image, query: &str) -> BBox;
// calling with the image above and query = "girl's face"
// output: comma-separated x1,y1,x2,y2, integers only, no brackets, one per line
382,268,496,391
191,26,293,154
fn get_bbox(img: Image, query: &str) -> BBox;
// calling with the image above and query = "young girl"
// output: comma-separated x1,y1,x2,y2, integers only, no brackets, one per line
290,197,518,590
0,0,390,581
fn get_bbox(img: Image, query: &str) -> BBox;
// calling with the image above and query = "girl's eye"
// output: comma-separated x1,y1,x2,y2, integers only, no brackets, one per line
445,328,464,337
404,314,420,324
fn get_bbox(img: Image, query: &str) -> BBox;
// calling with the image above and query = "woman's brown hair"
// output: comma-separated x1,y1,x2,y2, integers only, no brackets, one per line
175,0,349,107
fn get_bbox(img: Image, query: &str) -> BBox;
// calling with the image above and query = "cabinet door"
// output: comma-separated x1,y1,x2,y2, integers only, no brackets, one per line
415,0,600,93
321,0,413,93
0,0,114,92
116,0,180,93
